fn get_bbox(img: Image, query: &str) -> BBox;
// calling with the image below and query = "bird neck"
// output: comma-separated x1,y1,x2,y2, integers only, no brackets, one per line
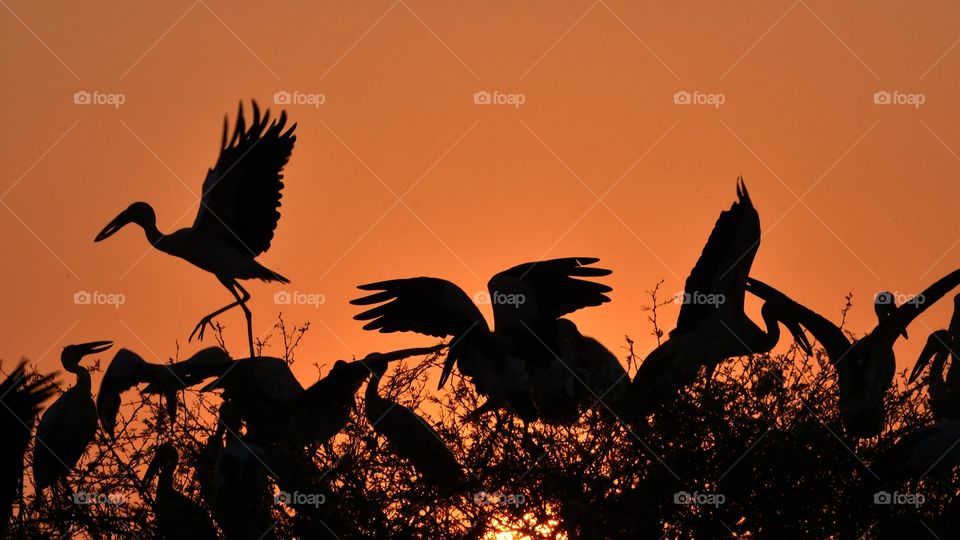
135,212,164,247
365,369,383,402
69,365,91,393
758,303,783,350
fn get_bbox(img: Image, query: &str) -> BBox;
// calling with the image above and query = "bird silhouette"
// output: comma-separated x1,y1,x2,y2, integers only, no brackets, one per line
143,443,220,540
874,420,960,483
351,257,614,424
909,293,960,420
629,181,812,417
98,347,232,438
33,341,112,489
94,101,296,357
747,272,960,438
0,362,56,535
364,362,464,488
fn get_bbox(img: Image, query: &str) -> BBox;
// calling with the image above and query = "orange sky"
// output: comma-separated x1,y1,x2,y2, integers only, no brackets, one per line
2,1,960,388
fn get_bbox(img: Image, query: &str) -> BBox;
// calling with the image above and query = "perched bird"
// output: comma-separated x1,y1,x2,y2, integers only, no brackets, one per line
0,362,56,535
874,291,909,340
365,362,463,488
909,294,960,419
629,181,812,417
98,347,232,438
352,257,615,424
747,272,960,438
33,341,113,489
94,101,296,357
874,420,960,482
143,443,219,540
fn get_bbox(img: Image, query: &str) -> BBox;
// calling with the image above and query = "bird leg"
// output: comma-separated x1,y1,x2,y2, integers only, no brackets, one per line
189,278,253,357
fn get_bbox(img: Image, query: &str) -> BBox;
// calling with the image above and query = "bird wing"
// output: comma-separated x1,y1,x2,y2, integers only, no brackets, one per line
192,101,296,257
351,277,489,338
486,257,612,328
876,268,960,343
745,277,851,362
675,179,759,334
910,330,951,383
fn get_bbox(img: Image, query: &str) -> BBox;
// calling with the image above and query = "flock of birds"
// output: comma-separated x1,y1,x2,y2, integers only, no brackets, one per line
0,101,958,538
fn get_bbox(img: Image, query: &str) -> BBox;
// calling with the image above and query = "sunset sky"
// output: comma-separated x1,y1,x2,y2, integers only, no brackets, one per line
2,0,959,389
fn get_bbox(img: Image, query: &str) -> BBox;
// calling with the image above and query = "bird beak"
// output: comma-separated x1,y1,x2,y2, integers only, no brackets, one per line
163,392,178,427
94,210,131,242
142,453,162,484
784,318,813,356
909,333,945,383
77,340,114,356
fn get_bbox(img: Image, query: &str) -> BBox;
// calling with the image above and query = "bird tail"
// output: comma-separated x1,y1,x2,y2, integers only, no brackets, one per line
253,263,289,283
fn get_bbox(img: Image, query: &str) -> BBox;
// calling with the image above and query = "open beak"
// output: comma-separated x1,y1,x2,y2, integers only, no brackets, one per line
94,211,130,242
909,331,948,383
78,340,114,356
784,318,813,356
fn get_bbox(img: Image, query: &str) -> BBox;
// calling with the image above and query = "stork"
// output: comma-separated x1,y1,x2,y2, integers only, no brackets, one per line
909,294,960,419
351,257,616,424
94,101,296,357
0,362,56,535
143,443,219,540
364,362,464,488
33,341,112,489
629,180,812,417
746,273,960,438
873,420,960,482
98,347,231,438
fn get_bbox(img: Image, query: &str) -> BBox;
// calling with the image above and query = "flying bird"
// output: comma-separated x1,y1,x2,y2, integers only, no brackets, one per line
0,362,56,535
746,272,960,438
33,341,113,489
364,362,464,488
351,257,615,424
143,443,219,540
629,181,812,417
94,101,296,357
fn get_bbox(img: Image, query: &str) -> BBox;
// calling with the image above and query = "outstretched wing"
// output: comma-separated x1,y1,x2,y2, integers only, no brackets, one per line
351,277,489,338
486,257,612,328
675,179,759,334
193,101,296,257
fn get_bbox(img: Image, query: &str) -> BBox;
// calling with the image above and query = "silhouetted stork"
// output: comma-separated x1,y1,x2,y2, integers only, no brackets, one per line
746,272,960,438
874,291,909,339
629,181,812,417
98,347,231,438
874,420,960,482
909,294,960,419
33,341,112,489
0,362,56,535
94,101,296,357
352,257,615,424
365,362,464,488
143,443,219,540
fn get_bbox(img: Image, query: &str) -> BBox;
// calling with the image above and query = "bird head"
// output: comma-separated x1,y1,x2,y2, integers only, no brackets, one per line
61,341,113,372
94,202,156,242
143,443,178,485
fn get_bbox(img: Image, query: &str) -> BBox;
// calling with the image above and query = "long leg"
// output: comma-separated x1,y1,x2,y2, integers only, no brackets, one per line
189,278,251,351
233,281,254,357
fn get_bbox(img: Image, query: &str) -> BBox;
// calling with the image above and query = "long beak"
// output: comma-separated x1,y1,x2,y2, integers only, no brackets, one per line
78,340,114,356
163,392,178,427
142,454,162,484
94,213,128,242
784,319,813,356
910,332,947,383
